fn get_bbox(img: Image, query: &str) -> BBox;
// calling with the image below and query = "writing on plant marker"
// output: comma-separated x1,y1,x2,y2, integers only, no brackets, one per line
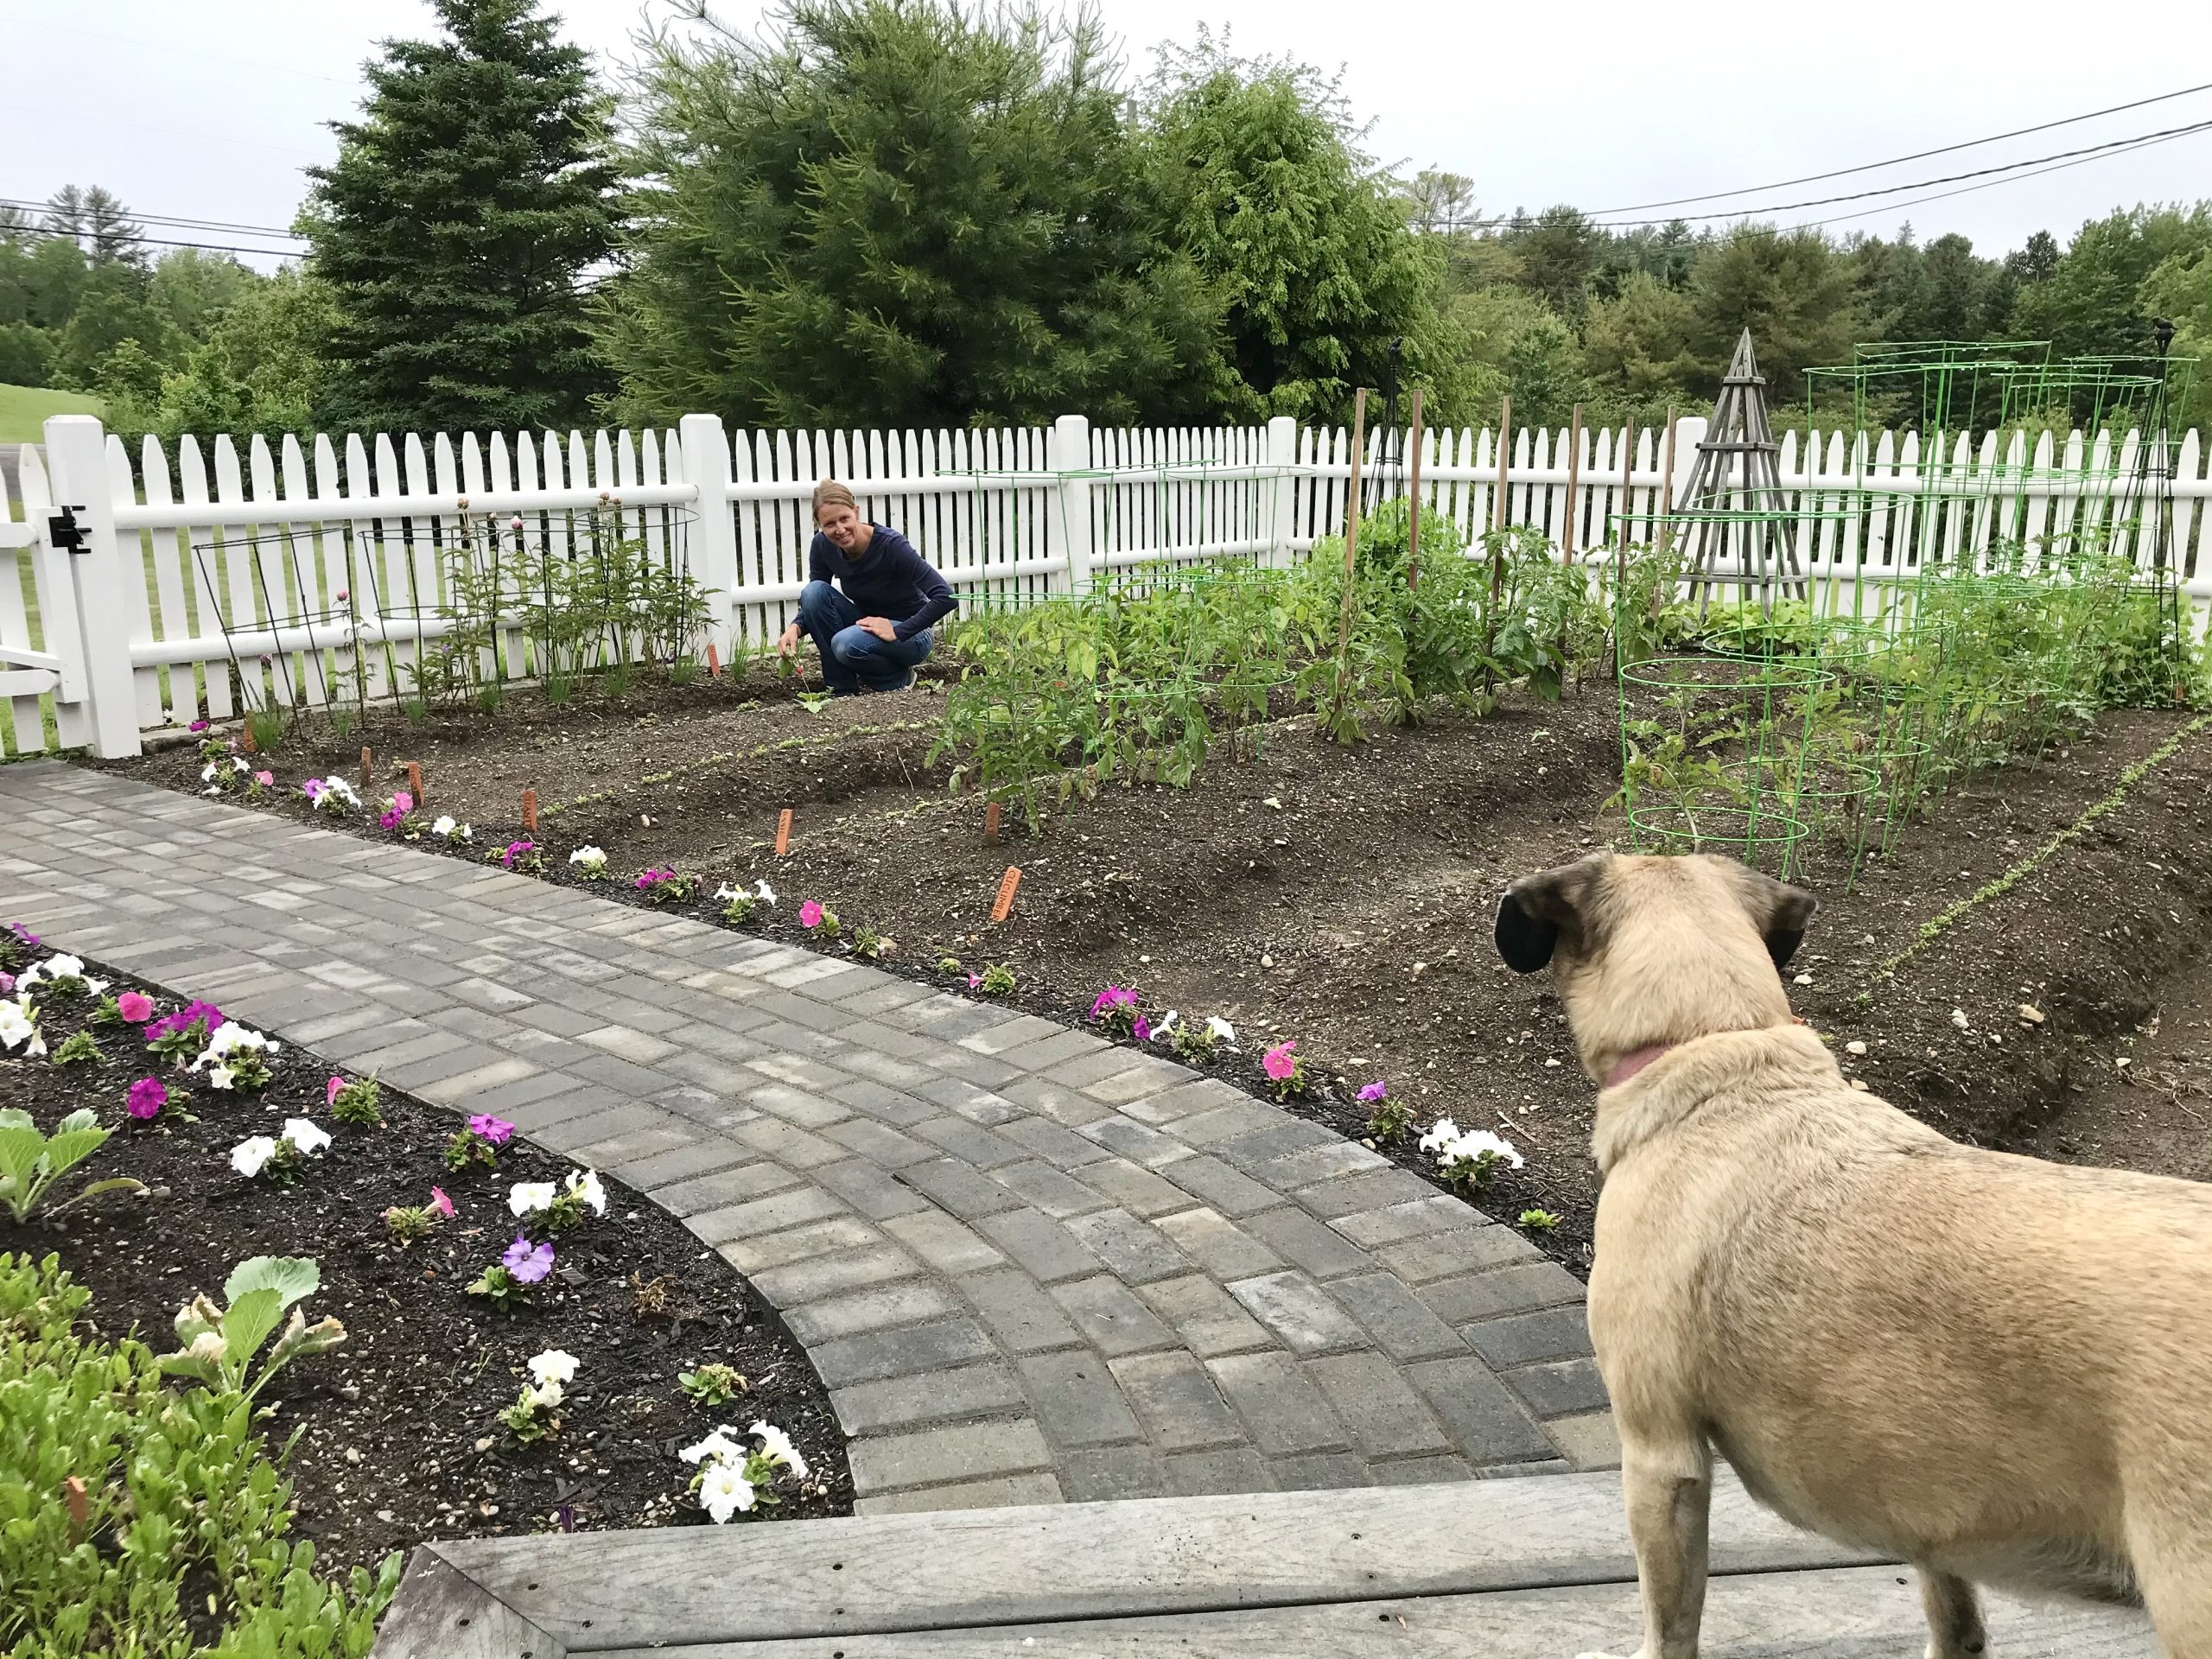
775,809,793,855
522,787,539,832
990,866,1021,924
406,761,425,808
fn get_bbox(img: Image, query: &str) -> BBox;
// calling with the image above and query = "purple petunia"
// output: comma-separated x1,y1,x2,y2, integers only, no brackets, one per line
468,1113,515,1146
188,719,210,734
7,923,37,949
504,1235,555,1283
126,1077,168,1120
144,999,226,1043
1357,1079,1389,1103
502,840,536,868
1089,985,1140,1021
0,974,12,996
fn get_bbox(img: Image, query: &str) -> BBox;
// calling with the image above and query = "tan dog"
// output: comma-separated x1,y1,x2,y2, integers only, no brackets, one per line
1495,852,2212,1659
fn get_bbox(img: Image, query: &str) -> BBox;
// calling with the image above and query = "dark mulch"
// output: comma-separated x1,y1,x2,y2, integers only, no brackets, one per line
0,951,851,1576
86,686,2212,1284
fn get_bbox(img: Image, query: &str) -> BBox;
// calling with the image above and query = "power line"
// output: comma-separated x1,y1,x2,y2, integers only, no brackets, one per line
0,195,303,241
1588,117,2212,228
0,219,306,261
1589,79,2212,215
1783,123,2212,233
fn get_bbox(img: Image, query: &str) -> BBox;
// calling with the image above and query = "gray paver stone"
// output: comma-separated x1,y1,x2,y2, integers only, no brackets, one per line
1406,1356,1557,1465
1462,1306,1595,1370
1017,1351,1144,1447
1164,1446,1276,1496
1330,1271,1471,1362
1107,1351,1243,1452
1049,1274,1179,1357
974,1208,1100,1285
1502,1357,1612,1419
1058,1444,1171,1502
1205,1352,1351,1457
1303,1351,1453,1459
1065,1208,1192,1284
1134,1274,1274,1359
782,1281,962,1345
958,1268,1084,1354
808,1317,999,1389
829,1363,1027,1435
1224,1270,1368,1355
848,1417,1054,1496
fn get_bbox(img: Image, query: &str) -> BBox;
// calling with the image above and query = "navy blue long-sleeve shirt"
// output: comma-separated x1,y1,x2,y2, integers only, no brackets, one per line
808,524,958,640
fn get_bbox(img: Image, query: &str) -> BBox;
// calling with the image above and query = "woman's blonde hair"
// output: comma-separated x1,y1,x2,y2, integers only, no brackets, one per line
812,479,858,520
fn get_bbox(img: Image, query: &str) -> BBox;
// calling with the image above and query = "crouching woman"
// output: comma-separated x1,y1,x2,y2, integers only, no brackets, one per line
774,480,957,693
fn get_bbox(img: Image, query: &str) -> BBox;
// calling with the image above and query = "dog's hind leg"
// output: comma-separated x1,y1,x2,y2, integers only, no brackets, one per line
1916,1569,1986,1659
2128,1510,2212,1658
1573,1434,1713,1659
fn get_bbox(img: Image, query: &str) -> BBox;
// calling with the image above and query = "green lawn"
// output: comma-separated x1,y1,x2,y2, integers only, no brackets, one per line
0,382,104,446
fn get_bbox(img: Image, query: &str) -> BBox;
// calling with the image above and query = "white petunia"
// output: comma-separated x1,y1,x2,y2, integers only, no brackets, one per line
529,1349,580,1389
1148,1009,1179,1040
520,1380,563,1411
1205,1015,1236,1044
569,846,607,871
564,1168,606,1216
1417,1118,1462,1154
679,1426,746,1466
232,756,251,772
753,879,777,906
207,1063,236,1090
749,1420,809,1480
201,763,219,783
282,1118,331,1155
231,1135,278,1178
1440,1128,1523,1173
696,1459,757,1522
431,815,458,837
509,1181,556,1217
0,997,39,1053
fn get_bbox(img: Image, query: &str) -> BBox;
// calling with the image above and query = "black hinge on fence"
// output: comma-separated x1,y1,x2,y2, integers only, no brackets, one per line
48,505,88,553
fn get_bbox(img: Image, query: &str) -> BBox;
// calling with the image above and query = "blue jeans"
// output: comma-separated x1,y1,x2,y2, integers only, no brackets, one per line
796,581,932,693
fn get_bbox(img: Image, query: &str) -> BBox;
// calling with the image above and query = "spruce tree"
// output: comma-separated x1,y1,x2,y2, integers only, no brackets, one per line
306,0,620,434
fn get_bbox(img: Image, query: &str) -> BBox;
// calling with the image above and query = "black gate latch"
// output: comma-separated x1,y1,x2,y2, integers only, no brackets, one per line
48,505,88,553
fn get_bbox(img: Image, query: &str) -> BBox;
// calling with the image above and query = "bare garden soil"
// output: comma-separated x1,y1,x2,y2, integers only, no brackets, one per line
3,957,850,1576
100,678,2212,1280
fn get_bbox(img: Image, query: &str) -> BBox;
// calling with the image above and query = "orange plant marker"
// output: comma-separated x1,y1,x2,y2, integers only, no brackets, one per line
990,865,1021,924
360,746,373,785
241,724,257,753
522,788,538,832
62,1476,88,1536
984,801,1002,845
707,641,721,677
406,760,424,807
775,808,793,855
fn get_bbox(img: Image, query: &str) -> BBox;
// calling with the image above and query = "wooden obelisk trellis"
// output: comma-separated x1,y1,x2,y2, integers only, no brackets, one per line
1679,329,1806,614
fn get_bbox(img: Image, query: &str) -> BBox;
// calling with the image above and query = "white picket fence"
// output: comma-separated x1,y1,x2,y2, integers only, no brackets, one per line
3,410,2208,759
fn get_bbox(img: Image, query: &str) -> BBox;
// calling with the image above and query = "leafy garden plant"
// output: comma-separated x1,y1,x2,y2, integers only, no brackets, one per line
680,1362,748,1407
0,1109,143,1222
157,1255,347,1403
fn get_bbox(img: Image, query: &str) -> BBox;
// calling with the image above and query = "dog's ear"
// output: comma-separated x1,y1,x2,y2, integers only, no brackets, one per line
1736,868,1818,970
1496,857,1604,975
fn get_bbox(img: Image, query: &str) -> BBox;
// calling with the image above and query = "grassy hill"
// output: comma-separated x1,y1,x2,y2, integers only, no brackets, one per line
0,383,105,446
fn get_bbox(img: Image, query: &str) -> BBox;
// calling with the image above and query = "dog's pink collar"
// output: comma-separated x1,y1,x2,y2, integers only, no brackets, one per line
1604,1043,1674,1088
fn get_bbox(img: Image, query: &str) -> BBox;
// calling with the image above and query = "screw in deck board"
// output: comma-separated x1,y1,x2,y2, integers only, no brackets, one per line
990,864,1021,924
522,788,538,833
984,800,1001,845
407,761,424,807
775,808,793,855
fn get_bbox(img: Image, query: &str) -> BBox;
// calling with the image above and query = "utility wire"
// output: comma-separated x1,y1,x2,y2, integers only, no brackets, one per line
1589,79,2212,215
1587,117,2212,228
0,220,306,261
0,195,303,241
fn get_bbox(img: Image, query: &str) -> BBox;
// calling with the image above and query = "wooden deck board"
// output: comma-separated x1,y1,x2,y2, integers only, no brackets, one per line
598,1567,2154,1658
422,1473,1880,1651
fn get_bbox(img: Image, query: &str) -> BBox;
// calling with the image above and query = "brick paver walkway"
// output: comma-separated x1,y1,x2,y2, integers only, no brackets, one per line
0,762,1612,1510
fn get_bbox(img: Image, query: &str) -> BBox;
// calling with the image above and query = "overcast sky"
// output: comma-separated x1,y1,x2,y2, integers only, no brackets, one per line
5,0,2209,270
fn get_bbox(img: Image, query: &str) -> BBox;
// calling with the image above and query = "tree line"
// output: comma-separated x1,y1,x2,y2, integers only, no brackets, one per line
3,0,2205,447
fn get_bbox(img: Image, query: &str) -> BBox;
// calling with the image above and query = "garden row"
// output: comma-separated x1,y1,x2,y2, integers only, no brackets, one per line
0,925,849,1656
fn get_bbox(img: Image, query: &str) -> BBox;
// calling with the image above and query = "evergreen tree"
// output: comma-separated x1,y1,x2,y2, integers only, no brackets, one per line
305,0,620,434
604,0,1227,430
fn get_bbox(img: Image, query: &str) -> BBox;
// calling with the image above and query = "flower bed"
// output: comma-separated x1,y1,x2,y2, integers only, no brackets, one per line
0,931,849,1601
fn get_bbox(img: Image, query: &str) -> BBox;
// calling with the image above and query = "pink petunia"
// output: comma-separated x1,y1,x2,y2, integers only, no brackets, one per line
126,1077,168,1120
430,1185,455,1218
1262,1041,1299,1082
188,719,210,733
117,991,154,1024
327,1076,345,1107
967,973,982,989
1357,1078,1388,1103
1132,1016,1152,1042
467,1113,514,1146
393,791,412,814
799,899,824,929
253,770,274,787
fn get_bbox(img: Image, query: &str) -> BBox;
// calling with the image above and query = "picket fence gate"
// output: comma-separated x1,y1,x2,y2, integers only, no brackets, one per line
3,410,2208,759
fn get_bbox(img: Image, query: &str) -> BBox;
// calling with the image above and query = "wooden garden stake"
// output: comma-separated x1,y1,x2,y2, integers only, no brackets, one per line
61,1477,88,1539
990,865,1022,924
1492,393,1511,533
775,808,793,855
1561,404,1583,563
1485,395,1510,696
522,788,538,832
1326,387,1368,734
984,800,1002,845
706,641,721,677
406,761,424,807
1405,388,1424,591
1657,405,1678,563
241,724,257,753
360,746,373,785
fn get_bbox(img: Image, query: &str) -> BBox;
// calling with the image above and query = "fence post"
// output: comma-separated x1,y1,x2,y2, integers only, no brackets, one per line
677,413,740,660
42,414,139,759
1050,413,1093,592
1264,415,1298,566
